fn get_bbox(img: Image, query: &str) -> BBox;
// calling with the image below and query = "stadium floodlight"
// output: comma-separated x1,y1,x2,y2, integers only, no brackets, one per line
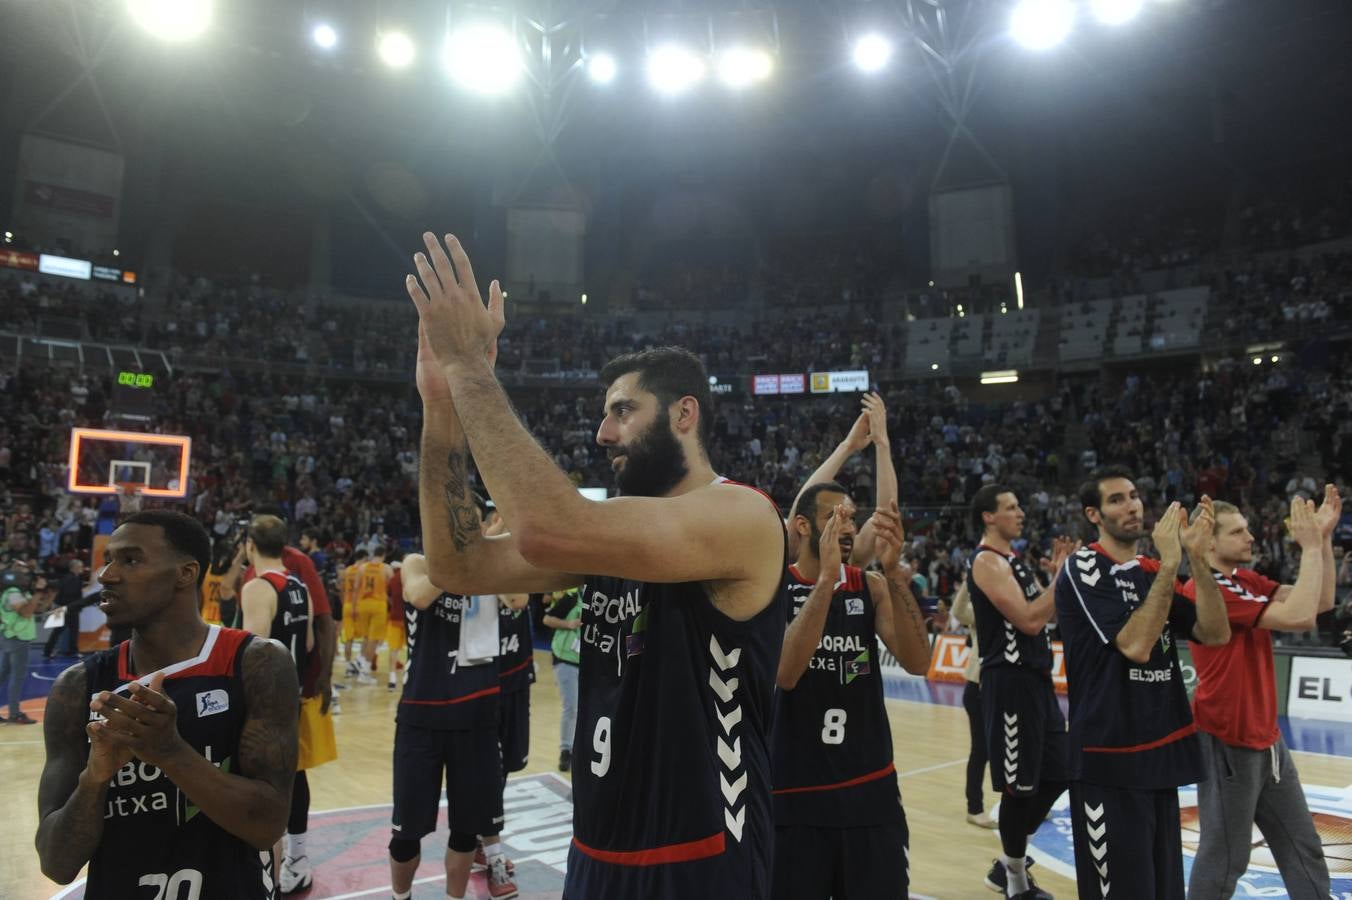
852,33,893,73
646,44,706,96
587,53,618,85
930,363,939,371
377,31,416,69
1010,0,1075,50
126,0,212,42
444,24,522,95
1091,0,1144,25
717,46,773,89
981,370,1020,385
312,23,339,50
647,44,704,95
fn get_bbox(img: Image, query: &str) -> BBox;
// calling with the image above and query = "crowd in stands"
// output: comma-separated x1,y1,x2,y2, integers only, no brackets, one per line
3,330,1349,643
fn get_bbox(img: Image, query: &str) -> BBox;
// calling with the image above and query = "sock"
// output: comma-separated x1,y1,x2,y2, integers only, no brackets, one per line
392,892,411,900
1002,853,1029,895
483,837,504,862
289,832,307,860
446,894,465,900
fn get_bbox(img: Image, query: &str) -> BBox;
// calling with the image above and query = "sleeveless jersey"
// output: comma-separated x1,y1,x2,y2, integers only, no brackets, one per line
341,566,359,610
81,627,276,900
200,572,226,625
567,483,786,898
399,592,500,730
772,564,900,828
968,545,1052,672
497,602,536,694
356,562,388,604
257,571,310,683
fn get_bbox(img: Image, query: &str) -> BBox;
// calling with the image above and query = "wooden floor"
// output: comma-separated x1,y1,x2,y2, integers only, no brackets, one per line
4,650,1350,899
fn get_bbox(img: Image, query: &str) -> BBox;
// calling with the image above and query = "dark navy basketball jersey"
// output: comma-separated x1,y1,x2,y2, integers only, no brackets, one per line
400,593,500,730
497,601,536,694
968,545,1053,672
1054,544,1202,789
772,564,900,829
81,627,277,900
565,486,787,900
257,570,310,683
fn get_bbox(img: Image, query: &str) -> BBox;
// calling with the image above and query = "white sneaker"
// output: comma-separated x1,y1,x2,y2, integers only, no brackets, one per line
329,692,342,715
356,672,377,686
279,855,313,894
344,661,359,677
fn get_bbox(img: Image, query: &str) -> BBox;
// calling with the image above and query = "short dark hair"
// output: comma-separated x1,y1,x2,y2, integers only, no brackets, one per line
970,484,1012,536
248,515,288,558
796,481,850,524
352,548,369,561
1079,465,1136,516
599,346,713,447
120,510,212,587
300,528,321,544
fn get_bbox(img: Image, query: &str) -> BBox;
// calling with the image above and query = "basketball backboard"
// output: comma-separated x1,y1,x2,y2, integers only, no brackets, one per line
67,427,192,498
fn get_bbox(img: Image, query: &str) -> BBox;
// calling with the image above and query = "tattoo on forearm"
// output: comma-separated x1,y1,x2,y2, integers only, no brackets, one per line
888,573,927,638
239,642,298,799
443,449,481,552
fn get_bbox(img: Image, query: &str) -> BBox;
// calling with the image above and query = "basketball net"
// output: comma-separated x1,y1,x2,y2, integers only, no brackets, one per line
117,482,144,514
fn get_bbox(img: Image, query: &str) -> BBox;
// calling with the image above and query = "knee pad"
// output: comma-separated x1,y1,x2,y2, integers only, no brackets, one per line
388,836,421,863
448,831,478,853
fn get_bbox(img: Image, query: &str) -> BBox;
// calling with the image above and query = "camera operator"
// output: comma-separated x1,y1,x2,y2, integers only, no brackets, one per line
2,562,52,724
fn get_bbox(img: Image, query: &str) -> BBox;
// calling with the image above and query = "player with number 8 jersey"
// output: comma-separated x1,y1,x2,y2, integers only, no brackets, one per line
771,483,932,899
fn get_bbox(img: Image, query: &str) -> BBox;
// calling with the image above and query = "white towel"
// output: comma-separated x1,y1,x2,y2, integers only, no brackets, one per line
457,594,500,665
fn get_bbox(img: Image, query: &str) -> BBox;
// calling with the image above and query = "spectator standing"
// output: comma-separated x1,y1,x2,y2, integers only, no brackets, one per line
542,588,582,772
950,579,997,829
1,564,49,724
42,559,85,660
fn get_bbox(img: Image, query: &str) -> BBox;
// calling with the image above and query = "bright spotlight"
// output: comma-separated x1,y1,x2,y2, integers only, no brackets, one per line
445,24,521,95
312,23,339,50
587,53,618,85
377,31,416,69
852,34,893,73
1010,0,1075,50
717,46,773,89
646,44,706,96
1092,0,1144,25
127,0,212,43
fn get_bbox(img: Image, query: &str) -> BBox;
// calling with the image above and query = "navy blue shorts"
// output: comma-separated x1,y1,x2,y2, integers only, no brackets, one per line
563,833,772,900
391,722,503,839
771,816,909,900
1070,781,1184,900
498,687,530,775
982,665,1069,795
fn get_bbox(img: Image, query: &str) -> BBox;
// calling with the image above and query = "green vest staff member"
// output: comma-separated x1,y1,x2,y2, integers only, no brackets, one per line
543,589,583,771
1,565,51,724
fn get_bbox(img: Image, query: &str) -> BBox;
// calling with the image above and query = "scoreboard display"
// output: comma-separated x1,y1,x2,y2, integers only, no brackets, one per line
110,370,156,419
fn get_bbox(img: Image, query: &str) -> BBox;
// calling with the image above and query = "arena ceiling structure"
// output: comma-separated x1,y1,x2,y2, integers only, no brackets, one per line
1,0,1349,292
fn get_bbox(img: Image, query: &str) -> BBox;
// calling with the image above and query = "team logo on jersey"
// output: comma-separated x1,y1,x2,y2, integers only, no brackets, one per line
843,648,872,684
845,597,865,616
195,689,229,718
625,605,650,658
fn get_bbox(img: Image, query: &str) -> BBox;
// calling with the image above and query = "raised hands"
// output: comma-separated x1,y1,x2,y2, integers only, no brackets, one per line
1315,484,1343,541
870,500,906,571
817,504,849,575
405,232,505,379
1289,495,1323,552
862,392,889,451
1042,535,1081,576
1152,501,1185,567
1180,495,1216,560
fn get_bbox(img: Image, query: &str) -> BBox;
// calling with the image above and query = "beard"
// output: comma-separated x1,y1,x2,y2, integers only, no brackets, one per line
1100,514,1146,544
806,522,854,561
612,418,689,498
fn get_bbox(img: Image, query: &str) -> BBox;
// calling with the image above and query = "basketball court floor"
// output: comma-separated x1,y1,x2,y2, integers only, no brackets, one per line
3,647,1349,899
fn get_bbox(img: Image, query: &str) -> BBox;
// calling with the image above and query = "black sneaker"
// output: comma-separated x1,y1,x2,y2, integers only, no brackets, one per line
984,857,1038,893
9,712,36,725
558,749,572,772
